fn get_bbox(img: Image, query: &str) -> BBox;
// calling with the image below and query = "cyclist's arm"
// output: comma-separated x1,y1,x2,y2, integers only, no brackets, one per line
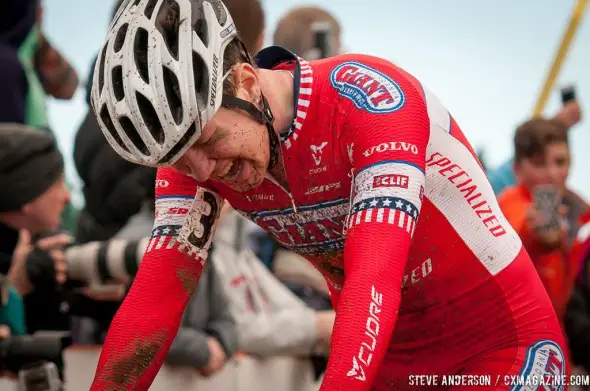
320,72,428,391
89,167,223,391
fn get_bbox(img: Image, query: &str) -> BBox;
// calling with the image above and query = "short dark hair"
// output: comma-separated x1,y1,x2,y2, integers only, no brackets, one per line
514,118,569,163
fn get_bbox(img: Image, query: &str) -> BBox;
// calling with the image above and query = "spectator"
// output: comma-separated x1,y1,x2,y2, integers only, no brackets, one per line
166,262,238,377
213,208,334,359
225,0,264,54
487,100,582,195
0,0,80,233
0,0,78,127
0,124,71,333
273,6,341,60
74,0,155,243
0,274,26,336
498,118,589,324
565,213,590,373
65,233,238,374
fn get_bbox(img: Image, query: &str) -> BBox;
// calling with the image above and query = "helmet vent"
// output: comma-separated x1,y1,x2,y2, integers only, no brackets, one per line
113,23,128,53
192,51,209,107
144,0,159,19
162,66,183,125
159,123,198,164
98,43,108,94
112,65,125,101
136,91,165,145
134,27,150,83
120,116,151,155
156,0,180,60
100,105,130,153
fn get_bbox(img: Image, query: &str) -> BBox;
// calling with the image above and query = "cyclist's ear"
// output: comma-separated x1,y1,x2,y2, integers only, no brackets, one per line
232,63,261,104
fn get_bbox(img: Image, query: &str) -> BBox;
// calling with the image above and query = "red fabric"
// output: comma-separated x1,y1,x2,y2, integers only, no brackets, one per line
89,168,206,390
90,49,566,390
318,60,429,391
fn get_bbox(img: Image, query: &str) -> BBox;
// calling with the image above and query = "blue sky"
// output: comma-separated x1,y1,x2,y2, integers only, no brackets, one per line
44,0,590,206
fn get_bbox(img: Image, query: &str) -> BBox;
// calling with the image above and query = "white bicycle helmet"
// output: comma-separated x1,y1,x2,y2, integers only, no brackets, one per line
91,0,238,166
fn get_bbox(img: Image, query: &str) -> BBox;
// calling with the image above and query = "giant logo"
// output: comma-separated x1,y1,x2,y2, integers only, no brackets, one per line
241,199,349,257
330,61,405,114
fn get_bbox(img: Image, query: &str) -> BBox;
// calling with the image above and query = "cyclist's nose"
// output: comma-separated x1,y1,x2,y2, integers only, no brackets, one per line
174,148,215,182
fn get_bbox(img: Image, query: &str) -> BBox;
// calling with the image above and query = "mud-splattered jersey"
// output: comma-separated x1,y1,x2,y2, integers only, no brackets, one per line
90,47,563,391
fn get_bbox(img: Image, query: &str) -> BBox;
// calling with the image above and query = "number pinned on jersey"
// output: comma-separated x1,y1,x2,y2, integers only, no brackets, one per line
178,188,223,257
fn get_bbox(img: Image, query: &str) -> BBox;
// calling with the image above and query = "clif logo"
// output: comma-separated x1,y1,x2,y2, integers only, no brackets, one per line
373,174,409,189
330,61,405,114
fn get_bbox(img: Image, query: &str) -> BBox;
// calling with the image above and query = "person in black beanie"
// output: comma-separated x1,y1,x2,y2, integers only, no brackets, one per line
0,124,69,232
0,123,72,334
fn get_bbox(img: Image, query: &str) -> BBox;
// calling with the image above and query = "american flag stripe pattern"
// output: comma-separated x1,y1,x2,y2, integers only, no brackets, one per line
284,56,313,149
146,224,203,263
348,196,419,235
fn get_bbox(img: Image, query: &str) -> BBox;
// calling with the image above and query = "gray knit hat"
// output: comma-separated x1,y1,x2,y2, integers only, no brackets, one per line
0,124,64,212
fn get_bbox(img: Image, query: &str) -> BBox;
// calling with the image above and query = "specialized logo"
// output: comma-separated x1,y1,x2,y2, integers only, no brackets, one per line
401,258,433,292
426,152,506,238
310,142,328,166
330,61,405,114
347,285,383,382
373,174,409,189
363,141,419,158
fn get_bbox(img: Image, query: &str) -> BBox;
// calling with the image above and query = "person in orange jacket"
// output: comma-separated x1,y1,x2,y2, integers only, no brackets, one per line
499,118,589,322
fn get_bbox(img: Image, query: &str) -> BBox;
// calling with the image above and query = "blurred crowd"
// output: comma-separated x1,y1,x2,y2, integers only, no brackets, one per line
1,0,590,390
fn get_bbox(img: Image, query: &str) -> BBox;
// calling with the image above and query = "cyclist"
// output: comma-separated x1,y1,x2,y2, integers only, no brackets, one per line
89,0,566,389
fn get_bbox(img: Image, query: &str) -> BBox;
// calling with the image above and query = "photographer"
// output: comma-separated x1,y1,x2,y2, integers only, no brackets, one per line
0,124,72,334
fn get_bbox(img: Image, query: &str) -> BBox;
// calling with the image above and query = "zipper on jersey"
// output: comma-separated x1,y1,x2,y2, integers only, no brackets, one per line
265,140,299,213
266,173,298,213
343,168,356,233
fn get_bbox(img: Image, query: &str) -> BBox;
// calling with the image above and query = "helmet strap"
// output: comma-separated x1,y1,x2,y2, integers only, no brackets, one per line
221,94,280,170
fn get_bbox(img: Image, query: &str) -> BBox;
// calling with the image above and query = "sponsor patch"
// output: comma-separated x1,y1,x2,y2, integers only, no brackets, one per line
363,141,419,157
153,196,193,229
330,61,405,114
373,174,409,189
510,340,565,391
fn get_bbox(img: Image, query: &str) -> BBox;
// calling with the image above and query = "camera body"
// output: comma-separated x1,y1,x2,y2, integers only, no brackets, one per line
0,332,71,384
18,361,62,391
306,21,335,60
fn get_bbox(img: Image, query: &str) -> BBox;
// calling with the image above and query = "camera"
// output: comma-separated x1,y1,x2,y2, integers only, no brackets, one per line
0,332,71,380
18,361,62,391
307,21,334,60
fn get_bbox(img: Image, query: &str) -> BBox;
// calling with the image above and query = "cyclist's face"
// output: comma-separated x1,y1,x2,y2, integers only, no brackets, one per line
172,107,270,192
